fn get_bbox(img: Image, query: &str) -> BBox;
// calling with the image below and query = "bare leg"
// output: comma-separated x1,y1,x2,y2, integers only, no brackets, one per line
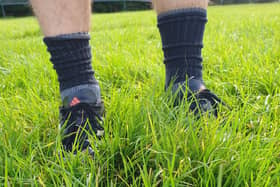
153,0,208,14
30,0,91,37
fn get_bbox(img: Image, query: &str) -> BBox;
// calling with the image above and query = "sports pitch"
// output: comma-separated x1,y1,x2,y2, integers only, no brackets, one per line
0,3,280,186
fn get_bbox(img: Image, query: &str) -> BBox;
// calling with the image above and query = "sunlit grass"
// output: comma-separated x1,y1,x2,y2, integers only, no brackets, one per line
0,3,280,186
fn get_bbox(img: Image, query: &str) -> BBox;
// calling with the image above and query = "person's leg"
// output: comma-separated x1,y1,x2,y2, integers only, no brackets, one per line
31,0,104,155
31,0,91,37
154,0,222,117
153,0,207,14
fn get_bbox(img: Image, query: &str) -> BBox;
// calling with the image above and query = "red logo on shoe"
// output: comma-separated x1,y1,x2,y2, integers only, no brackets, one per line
70,97,81,107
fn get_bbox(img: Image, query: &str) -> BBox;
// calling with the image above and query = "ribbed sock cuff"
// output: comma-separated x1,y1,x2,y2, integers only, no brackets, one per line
44,32,97,91
157,8,207,88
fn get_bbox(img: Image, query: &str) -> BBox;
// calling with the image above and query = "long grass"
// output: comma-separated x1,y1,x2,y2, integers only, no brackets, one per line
0,3,280,186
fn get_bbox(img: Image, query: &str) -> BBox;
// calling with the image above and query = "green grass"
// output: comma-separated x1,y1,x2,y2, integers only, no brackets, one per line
0,3,280,186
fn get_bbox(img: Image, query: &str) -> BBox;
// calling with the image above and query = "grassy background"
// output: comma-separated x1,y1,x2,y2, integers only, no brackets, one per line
0,3,280,186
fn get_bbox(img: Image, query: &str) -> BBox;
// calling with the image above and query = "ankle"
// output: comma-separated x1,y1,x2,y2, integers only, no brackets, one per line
187,78,206,93
61,84,102,107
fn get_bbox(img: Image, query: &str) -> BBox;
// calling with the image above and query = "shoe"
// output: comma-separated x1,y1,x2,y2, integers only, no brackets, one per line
172,78,227,118
59,102,105,156
188,89,225,117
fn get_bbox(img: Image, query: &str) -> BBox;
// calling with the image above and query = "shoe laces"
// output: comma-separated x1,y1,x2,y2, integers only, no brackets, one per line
60,103,104,152
189,89,229,117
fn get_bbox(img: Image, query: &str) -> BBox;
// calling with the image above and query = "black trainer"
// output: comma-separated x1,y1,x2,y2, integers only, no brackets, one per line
59,100,105,157
172,78,227,118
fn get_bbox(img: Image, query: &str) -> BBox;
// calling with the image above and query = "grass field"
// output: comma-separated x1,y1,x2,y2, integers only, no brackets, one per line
0,3,280,186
